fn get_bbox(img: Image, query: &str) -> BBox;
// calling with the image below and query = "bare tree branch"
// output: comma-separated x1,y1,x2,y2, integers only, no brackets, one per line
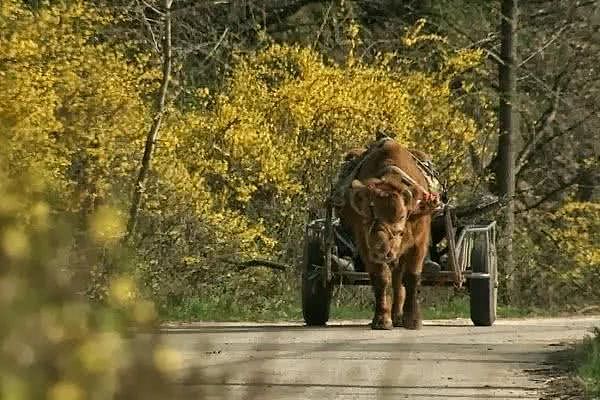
126,0,174,241
516,106,599,179
138,0,161,53
219,258,289,271
515,174,581,214
518,25,568,67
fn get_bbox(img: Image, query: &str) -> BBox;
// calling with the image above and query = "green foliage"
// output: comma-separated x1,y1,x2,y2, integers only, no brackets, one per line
579,328,600,398
161,290,542,322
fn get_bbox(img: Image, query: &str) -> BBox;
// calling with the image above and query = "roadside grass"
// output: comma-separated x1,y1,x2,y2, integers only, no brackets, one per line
579,327,600,398
161,297,303,322
160,294,546,322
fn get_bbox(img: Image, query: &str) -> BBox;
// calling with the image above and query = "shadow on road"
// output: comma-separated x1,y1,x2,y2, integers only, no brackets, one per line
525,344,586,400
159,321,481,334
160,325,360,334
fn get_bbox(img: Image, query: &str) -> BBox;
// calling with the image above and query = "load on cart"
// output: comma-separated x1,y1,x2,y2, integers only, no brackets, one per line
301,134,498,329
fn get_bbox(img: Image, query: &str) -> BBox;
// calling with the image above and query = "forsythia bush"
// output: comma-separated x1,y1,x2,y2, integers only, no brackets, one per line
142,41,484,309
0,170,176,400
0,0,277,304
0,0,485,310
0,0,151,212
168,43,483,242
549,202,600,270
513,202,600,307
4,0,594,315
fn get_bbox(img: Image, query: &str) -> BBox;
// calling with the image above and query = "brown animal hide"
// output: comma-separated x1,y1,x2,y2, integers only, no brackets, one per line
337,138,440,330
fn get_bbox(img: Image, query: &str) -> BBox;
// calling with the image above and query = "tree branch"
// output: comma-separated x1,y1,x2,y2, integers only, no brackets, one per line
219,258,289,271
518,25,568,67
126,0,173,241
516,106,598,179
515,175,581,214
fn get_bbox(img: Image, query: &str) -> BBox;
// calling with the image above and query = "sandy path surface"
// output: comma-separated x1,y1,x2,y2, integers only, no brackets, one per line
158,317,599,399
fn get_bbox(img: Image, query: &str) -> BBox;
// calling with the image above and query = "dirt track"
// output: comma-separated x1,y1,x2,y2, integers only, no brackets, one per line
160,317,599,399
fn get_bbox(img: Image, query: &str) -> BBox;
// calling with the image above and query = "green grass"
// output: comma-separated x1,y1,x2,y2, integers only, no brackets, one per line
161,297,303,322
579,328,600,398
160,294,541,323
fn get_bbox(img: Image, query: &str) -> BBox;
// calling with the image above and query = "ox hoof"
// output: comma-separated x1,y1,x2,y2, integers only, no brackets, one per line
371,316,393,330
392,315,403,327
402,313,422,330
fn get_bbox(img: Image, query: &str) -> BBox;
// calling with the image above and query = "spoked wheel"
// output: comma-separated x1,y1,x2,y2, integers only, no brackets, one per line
301,235,333,326
469,235,497,326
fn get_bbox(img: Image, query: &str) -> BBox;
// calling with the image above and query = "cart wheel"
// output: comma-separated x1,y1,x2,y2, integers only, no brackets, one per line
469,236,497,326
302,236,333,326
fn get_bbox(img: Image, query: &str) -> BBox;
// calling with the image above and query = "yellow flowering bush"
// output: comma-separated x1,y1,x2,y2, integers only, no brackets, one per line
0,1,278,305
514,202,600,307
0,171,174,400
549,202,600,270
0,0,487,310
138,41,484,310
0,0,153,212
170,44,481,230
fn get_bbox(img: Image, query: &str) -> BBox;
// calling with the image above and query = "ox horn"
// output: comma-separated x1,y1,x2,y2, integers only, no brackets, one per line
381,165,417,186
349,179,369,218
381,165,432,211
402,187,414,207
380,165,428,195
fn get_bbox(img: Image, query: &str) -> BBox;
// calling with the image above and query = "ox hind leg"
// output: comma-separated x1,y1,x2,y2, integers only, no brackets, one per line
369,263,393,330
391,266,406,327
401,245,427,330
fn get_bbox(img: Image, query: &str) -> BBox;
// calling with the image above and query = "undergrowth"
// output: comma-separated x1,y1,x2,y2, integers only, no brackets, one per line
579,328,600,398
161,292,546,322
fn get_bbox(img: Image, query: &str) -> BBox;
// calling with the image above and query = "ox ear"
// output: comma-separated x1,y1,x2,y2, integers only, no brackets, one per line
349,179,370,218
344,147,366,161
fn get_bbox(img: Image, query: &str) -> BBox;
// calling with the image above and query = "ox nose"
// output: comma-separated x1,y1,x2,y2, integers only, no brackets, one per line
375,244,388,255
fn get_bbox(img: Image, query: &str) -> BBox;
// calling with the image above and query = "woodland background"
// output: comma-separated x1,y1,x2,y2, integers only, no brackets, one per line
0,1,599,396
2,0,599,311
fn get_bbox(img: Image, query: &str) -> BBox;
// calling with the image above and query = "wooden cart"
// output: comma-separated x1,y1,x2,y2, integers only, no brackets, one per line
301,202,498,327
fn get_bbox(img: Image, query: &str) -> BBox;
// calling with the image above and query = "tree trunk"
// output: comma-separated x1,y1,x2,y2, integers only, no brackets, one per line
496,0,518,297
576,168,597,202
126,0,173,241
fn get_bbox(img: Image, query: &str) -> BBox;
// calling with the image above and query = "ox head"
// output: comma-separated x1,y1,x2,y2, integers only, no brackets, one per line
349,166,440,264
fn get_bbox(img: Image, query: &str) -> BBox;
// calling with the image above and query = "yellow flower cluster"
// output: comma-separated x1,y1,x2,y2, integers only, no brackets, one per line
0,0,151,211
549,202,600,269
166,44,481,222
0,169,173,400
0,0,484,265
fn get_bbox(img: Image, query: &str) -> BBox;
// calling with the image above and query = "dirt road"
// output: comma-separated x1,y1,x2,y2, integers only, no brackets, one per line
160,317,599,399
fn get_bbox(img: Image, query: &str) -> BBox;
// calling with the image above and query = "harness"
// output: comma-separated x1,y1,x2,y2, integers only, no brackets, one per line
330,135,445,262
331,136,443,210
361,181,408,261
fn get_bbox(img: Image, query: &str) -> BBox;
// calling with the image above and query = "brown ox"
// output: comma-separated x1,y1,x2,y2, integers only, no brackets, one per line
336,138,440,330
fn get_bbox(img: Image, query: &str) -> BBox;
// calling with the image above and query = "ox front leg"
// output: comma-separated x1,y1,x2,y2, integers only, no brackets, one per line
402,248,427,330
369,264,393,330
391,267,406,327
